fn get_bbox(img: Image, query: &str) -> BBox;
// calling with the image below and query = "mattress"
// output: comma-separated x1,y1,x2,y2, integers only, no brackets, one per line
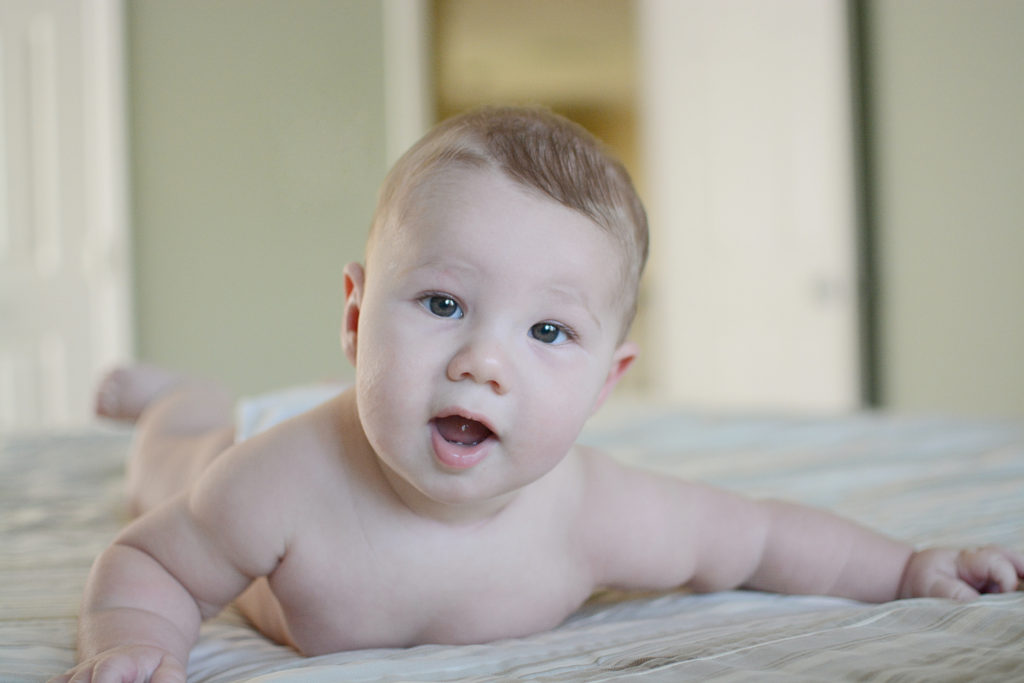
3,405,1023,681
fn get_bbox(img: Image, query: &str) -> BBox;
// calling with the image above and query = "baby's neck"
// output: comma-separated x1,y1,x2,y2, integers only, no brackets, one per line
375,461,521,527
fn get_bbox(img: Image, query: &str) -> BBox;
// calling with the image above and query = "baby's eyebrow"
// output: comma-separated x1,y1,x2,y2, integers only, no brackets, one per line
545,285,603,333
405,261,605,332
405,260,480,283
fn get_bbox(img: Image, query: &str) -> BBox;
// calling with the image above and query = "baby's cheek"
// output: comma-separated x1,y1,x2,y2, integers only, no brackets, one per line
528,402,589,457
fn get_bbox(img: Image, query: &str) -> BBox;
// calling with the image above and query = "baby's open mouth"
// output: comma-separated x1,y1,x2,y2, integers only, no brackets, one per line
434,415,493,447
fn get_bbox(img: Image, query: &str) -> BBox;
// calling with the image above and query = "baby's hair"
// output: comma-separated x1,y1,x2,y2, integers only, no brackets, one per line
369,106,649,336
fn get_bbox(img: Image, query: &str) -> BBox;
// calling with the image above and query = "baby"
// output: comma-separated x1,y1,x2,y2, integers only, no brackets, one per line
56,107,1023,683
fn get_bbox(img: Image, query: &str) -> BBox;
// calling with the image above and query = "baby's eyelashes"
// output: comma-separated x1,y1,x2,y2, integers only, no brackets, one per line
529,322,574,345
418,294,578,345
420,294,464,319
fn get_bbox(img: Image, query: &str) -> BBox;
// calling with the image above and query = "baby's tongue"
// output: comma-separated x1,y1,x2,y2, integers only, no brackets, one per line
435,415,491,446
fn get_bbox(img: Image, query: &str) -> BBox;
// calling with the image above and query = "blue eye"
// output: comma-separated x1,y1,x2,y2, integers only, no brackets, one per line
423,295,463,319
530,322,570,345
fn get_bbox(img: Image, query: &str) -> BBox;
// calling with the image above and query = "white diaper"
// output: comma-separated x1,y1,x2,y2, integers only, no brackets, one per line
234,383,346,443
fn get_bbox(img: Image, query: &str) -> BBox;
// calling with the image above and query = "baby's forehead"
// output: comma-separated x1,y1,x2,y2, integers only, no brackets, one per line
373,175,629,328
398,166,608,241
399,168,597,240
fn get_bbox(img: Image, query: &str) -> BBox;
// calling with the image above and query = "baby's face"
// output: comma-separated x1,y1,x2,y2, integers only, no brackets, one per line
349,168,635,517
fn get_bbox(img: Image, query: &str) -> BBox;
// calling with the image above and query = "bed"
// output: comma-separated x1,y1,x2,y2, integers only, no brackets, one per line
3,403,1023,681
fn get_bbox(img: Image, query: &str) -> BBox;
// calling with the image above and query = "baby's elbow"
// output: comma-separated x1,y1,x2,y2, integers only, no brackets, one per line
687,561,757,594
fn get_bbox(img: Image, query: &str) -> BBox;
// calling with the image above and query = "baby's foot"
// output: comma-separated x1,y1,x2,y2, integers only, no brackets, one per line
95,364,183,422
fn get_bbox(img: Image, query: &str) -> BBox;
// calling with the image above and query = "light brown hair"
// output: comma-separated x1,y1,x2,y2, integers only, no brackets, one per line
369,106,649,334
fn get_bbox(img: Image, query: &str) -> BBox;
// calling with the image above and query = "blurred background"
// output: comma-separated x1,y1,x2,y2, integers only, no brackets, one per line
2,0,1023,429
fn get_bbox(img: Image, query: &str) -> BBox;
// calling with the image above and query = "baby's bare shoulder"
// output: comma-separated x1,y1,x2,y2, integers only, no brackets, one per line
193,398,354,524
569,446,707,590
572,445,671,502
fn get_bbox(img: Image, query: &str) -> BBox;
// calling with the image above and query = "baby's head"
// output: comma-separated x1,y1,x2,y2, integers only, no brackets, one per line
367,106,648,339
345,108,647,512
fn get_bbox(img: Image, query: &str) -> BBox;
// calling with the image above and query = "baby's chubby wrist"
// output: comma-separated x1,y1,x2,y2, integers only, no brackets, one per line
898,548,954,600
78,603,194,662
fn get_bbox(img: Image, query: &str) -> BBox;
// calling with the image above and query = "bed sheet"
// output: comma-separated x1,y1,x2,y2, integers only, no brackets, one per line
2,406,1022,681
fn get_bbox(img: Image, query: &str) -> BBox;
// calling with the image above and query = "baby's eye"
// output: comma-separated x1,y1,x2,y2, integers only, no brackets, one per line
530,322,571,345
422,294,463,319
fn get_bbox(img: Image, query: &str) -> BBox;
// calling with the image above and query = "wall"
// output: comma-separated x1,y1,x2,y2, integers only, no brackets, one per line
123,0,1024,416
638,0,860,413
865,0,1024,416
127,0,386,394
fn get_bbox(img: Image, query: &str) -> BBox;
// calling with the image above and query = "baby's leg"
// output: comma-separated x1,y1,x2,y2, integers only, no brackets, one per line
96,364,236,516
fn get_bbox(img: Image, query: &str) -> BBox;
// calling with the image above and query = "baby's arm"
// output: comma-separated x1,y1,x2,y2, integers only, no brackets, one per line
720,498,912,601
741,499,1023,601
65,505,238,681
52,448,288,683
582,453,1023,602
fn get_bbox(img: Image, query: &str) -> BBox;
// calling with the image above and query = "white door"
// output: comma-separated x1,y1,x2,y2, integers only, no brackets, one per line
638,0,860,412
0,0,131,430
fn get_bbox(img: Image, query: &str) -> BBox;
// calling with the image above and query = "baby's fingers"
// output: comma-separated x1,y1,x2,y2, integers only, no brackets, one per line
53,648,185,683
956,546,1024,594
925,574,980,602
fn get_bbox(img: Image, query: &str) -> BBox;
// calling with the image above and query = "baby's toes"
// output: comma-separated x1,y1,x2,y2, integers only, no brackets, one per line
94,364,180,422
95,368,129,419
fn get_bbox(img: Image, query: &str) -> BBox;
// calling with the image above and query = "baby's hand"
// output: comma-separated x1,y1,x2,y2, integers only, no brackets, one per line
899,546,1024,601
49,645,185,683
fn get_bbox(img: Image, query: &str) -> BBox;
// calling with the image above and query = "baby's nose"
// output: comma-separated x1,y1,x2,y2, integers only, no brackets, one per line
446,336,511,395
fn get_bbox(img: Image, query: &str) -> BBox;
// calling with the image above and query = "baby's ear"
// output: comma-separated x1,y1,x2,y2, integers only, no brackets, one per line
592,341,638,414
341,262,366,365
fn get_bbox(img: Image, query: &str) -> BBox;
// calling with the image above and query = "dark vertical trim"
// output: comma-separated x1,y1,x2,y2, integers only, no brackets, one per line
847,0,881,408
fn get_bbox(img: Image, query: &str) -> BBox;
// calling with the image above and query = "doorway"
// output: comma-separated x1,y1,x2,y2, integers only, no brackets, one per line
0,0,131,430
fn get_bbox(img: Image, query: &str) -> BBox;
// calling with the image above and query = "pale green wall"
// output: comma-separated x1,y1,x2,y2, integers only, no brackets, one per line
127,0,385,394
866,0,1024,417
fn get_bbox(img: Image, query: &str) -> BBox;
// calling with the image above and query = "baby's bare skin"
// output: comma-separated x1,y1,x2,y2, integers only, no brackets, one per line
191,389,597,653
56,127,1024,683
80,381,645,657
75,371,1024,672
